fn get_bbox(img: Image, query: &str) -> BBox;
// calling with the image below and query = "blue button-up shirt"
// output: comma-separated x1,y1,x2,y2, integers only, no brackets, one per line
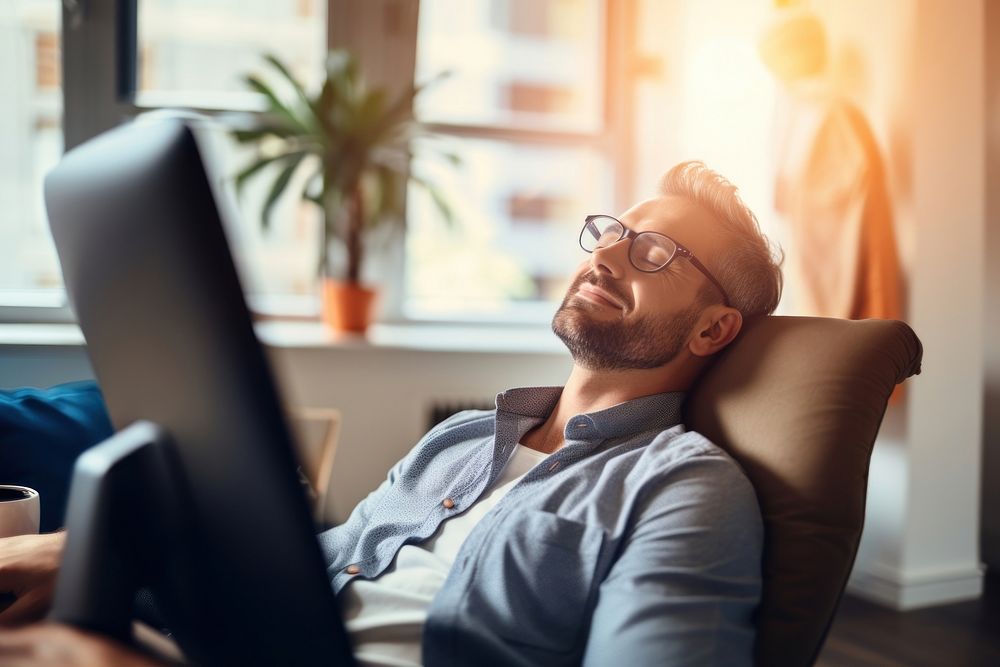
318,387,762,666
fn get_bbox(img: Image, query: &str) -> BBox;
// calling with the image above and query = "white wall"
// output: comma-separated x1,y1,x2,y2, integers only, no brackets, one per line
846,0,986,609
981,0,1000,575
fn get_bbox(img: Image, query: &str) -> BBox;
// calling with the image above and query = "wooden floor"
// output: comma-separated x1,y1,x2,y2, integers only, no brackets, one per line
815,573,1000,666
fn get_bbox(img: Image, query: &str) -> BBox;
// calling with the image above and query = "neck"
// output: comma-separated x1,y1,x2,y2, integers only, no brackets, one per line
520,362,694,455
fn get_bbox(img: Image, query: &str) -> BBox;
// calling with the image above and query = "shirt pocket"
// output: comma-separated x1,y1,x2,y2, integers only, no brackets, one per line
474,509,606,655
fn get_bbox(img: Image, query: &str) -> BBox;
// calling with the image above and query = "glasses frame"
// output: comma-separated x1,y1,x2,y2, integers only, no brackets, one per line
580,214,732,307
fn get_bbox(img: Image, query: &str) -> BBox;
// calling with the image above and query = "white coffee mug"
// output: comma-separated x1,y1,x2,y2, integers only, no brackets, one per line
0,486,40,538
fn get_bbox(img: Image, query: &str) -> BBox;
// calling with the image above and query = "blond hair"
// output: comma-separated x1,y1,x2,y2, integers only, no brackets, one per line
659,161,784,317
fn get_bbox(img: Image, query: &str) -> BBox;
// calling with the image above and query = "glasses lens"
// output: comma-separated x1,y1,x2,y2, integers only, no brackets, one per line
580,216,623,252
630,232,677,271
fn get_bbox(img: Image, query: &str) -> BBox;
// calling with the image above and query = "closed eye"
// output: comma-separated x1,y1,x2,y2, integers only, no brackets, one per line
645,248,672,267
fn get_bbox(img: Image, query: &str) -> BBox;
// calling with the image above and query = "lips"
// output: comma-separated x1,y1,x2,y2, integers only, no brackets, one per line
576,281,626,311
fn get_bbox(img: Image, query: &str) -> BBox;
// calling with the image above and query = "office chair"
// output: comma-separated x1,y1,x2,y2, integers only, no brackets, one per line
686,316,923,666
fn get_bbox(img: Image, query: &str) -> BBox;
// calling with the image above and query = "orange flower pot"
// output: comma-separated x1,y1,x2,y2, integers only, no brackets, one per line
320,279,377,333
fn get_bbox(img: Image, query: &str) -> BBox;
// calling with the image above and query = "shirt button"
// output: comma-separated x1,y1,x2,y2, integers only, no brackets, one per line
345,564,360,575
442,498,455,509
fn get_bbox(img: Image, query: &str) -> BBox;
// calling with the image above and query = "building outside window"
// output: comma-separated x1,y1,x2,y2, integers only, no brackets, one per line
0,0,64,303
407,0,619,319
135,0,327,300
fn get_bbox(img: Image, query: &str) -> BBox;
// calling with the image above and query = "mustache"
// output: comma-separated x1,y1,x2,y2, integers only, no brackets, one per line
570,272,632,310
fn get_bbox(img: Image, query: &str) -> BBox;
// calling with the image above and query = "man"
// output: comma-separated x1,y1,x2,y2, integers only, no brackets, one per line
0,161,783,665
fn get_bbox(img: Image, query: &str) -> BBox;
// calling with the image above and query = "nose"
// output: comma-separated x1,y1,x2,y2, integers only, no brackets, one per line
589,238,629,278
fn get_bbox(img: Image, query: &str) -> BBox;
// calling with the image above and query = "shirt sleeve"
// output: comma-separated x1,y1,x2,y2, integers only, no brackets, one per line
315,459,401,567
581,453,763,667
315,409,486,565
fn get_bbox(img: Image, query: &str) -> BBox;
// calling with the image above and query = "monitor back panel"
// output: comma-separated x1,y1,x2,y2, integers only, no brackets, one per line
44,119,351,664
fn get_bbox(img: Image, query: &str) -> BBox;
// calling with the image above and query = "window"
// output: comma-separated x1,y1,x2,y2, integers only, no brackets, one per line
134,0,327,299
407,138,612,316
0,1,64,301
406,0,628,319
7,0,630,323
135,0,326,109
2,0,331,316
416,0,604,132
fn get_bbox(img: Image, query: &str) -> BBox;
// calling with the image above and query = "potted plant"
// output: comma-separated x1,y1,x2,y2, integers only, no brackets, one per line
232,50,452,333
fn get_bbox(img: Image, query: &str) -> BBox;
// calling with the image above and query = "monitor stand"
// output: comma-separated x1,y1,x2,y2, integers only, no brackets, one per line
50,421,190,643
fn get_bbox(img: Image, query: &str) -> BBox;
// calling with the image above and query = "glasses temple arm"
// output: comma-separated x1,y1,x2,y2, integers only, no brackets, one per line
687,255,732,307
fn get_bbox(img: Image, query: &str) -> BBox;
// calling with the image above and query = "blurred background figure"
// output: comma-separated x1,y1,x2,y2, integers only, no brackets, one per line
760,0,902,320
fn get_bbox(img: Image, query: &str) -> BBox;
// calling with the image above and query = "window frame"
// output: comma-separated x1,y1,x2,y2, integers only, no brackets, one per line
0,0,134,322
338,0,636,323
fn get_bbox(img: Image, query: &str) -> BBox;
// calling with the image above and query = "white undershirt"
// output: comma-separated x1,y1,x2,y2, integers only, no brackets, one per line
339,444,549,667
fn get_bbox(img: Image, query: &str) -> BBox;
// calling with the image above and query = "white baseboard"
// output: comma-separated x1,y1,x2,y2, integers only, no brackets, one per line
846,561,985,610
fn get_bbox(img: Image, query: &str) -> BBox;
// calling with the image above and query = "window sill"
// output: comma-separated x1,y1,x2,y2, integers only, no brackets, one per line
0,321,568,356
0,324,86,347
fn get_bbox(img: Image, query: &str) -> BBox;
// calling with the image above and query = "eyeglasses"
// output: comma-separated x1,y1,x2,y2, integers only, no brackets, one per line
579,214,731,307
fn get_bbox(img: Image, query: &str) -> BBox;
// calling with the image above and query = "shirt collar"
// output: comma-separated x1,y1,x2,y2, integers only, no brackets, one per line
495,386,686,443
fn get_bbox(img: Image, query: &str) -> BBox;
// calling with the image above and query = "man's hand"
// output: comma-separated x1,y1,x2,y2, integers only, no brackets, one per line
0,622,165,666
0,532,66,626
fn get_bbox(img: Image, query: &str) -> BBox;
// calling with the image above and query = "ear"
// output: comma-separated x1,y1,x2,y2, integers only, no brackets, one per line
688,306,743,358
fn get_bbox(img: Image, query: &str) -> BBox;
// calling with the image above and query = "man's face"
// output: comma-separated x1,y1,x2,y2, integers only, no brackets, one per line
552,195,728,371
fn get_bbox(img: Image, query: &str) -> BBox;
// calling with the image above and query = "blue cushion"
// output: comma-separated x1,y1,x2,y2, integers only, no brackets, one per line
0,381,113,532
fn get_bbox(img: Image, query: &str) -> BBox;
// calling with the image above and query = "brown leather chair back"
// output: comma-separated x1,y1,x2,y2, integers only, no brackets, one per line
685,316,922,666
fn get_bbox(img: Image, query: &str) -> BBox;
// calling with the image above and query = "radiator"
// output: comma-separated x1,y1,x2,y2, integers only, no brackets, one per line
427,399,495,431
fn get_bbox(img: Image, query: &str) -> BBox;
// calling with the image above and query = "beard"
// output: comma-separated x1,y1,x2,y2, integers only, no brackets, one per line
552,272,702,371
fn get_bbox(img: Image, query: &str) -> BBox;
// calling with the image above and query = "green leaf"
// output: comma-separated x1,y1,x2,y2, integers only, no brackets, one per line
353,89,389,144
234,150,305,193
431,147,462,166
231,128,277,144
410,174,455,228
325,49,359,86
357,170,380,228
323,50,362,126
261,152,307,231
313,78,336,133
263,53,318,130
374,165,403,220
316,243,327,278
364,87,417,146
244,74,310,135
300,168,323,208
362,70,447,145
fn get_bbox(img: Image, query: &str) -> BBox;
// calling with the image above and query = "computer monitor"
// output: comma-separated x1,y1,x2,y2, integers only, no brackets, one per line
43,118,354,665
